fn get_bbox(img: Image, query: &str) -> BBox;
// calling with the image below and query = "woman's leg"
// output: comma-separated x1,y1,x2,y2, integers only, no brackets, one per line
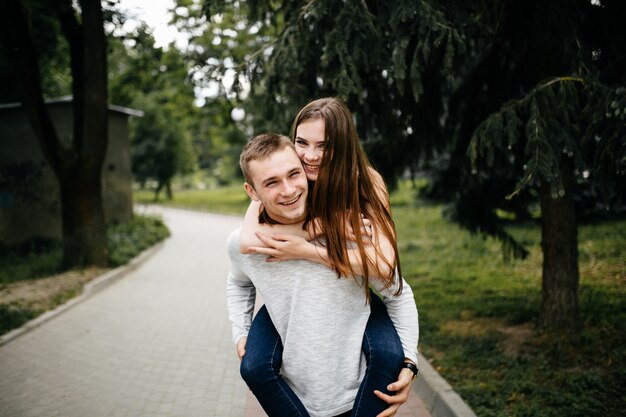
351,292,405,417
240,305,310,416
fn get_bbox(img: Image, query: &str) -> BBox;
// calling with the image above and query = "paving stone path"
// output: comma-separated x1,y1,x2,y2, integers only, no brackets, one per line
0,206,430,417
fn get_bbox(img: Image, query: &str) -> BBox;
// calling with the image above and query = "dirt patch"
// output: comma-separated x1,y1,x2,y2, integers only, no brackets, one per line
0,267,110,311
442,317,536,358
498,323,535,357
441,317,497,338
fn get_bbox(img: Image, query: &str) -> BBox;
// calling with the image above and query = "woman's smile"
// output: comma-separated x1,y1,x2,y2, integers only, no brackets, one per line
303,162,319,173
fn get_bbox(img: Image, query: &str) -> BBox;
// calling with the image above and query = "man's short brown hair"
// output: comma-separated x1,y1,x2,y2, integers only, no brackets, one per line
239,133,295,187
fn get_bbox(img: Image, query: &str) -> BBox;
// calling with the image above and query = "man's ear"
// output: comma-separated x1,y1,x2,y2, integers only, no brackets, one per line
244,182,260,201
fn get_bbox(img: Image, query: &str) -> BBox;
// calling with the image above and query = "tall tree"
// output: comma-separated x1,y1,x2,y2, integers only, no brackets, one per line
108,22,197,198
463,0,625,332
201,0,625,333
166,1,261,182
129,93,195,200
0,0,110,267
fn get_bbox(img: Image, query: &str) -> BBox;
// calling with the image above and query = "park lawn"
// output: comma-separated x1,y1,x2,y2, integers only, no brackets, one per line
390,181,625,417
146,182,625,416
134,185,249,216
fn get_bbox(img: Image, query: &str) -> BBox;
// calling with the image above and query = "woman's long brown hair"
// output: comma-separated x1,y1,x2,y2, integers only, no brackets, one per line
291,97,403,301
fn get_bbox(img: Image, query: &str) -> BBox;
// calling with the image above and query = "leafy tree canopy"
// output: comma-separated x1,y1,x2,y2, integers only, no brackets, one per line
196,0,625,254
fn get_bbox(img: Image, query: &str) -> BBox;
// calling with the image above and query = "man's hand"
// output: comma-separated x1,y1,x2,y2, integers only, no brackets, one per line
236,336,247,360
373,367,414,417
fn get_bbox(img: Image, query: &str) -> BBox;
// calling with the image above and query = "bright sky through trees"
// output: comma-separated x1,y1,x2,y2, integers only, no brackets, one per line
116,0,186,49
115,0,235,103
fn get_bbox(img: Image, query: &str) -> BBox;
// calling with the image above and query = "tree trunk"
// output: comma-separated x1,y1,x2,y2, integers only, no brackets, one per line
154,183,163,201
61,0,109,267
166,181,173,200
1,0,110,267
59,169,108,267
538,165,581,333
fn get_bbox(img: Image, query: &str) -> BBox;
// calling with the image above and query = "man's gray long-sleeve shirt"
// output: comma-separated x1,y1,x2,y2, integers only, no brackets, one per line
226,228,419,416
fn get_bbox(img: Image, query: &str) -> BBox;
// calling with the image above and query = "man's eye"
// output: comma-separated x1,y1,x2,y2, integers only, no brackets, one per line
266,182,276,187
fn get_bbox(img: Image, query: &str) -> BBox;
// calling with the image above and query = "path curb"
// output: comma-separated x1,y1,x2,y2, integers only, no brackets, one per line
0,240,166,347
412,352,477,417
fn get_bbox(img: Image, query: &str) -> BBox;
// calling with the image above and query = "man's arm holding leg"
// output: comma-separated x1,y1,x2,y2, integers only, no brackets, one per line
226,231,257,358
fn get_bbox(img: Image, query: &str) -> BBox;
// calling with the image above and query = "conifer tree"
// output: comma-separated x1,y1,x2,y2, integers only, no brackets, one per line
201,0,625,333
463,0,625,332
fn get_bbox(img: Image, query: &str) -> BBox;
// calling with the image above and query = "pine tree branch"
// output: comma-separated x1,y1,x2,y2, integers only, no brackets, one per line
542,76,586,89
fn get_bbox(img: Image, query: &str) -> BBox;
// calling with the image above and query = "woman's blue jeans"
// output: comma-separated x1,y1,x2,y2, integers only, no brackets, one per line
240,292,404,417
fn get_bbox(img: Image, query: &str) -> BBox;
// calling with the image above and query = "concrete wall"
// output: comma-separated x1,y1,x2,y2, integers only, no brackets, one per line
0,101,134,246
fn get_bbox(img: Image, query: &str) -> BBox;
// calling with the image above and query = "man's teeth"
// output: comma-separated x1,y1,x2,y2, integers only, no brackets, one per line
281,195,300,205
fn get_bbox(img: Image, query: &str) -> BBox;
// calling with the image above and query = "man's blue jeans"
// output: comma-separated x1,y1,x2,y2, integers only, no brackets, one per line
240,292,404,416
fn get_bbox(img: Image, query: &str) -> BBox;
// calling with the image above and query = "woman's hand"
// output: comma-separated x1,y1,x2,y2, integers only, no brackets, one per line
373,367,414,416
247,232,321,262
307,213,373,243
346,215,373,243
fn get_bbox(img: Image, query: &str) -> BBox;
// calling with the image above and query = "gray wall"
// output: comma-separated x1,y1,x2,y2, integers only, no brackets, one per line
0,101,134,245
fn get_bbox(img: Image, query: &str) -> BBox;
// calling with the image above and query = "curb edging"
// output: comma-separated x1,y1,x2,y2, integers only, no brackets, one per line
412,352,477,417
0,241,166,347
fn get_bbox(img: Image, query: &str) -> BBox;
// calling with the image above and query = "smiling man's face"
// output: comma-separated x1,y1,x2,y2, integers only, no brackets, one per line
244,146,308,225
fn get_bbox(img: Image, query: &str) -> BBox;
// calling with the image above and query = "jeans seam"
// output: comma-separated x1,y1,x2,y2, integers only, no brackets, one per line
352,331,372,417
271,336,307,416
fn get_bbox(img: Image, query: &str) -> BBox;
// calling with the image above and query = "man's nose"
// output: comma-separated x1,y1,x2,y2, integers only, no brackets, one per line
281,179,296,195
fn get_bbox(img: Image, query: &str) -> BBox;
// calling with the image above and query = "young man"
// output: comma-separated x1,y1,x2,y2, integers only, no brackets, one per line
226,133,418,416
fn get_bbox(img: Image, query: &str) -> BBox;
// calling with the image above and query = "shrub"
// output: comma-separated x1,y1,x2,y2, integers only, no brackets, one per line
107,214,170,266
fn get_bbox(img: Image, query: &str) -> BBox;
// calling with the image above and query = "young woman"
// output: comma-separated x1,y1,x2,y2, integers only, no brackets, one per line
238,98,418,417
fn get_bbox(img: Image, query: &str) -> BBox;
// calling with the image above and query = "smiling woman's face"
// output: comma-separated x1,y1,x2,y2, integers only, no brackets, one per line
294,118,326,181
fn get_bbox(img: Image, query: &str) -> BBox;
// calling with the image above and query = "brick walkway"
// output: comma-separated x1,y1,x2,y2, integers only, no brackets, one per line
0,206,432,417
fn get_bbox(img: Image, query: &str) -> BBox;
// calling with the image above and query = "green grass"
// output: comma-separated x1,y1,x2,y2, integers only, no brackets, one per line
134,185,249,216
390,181,625,417
0,304,41,334
152,181,625,416
0,247,64,284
